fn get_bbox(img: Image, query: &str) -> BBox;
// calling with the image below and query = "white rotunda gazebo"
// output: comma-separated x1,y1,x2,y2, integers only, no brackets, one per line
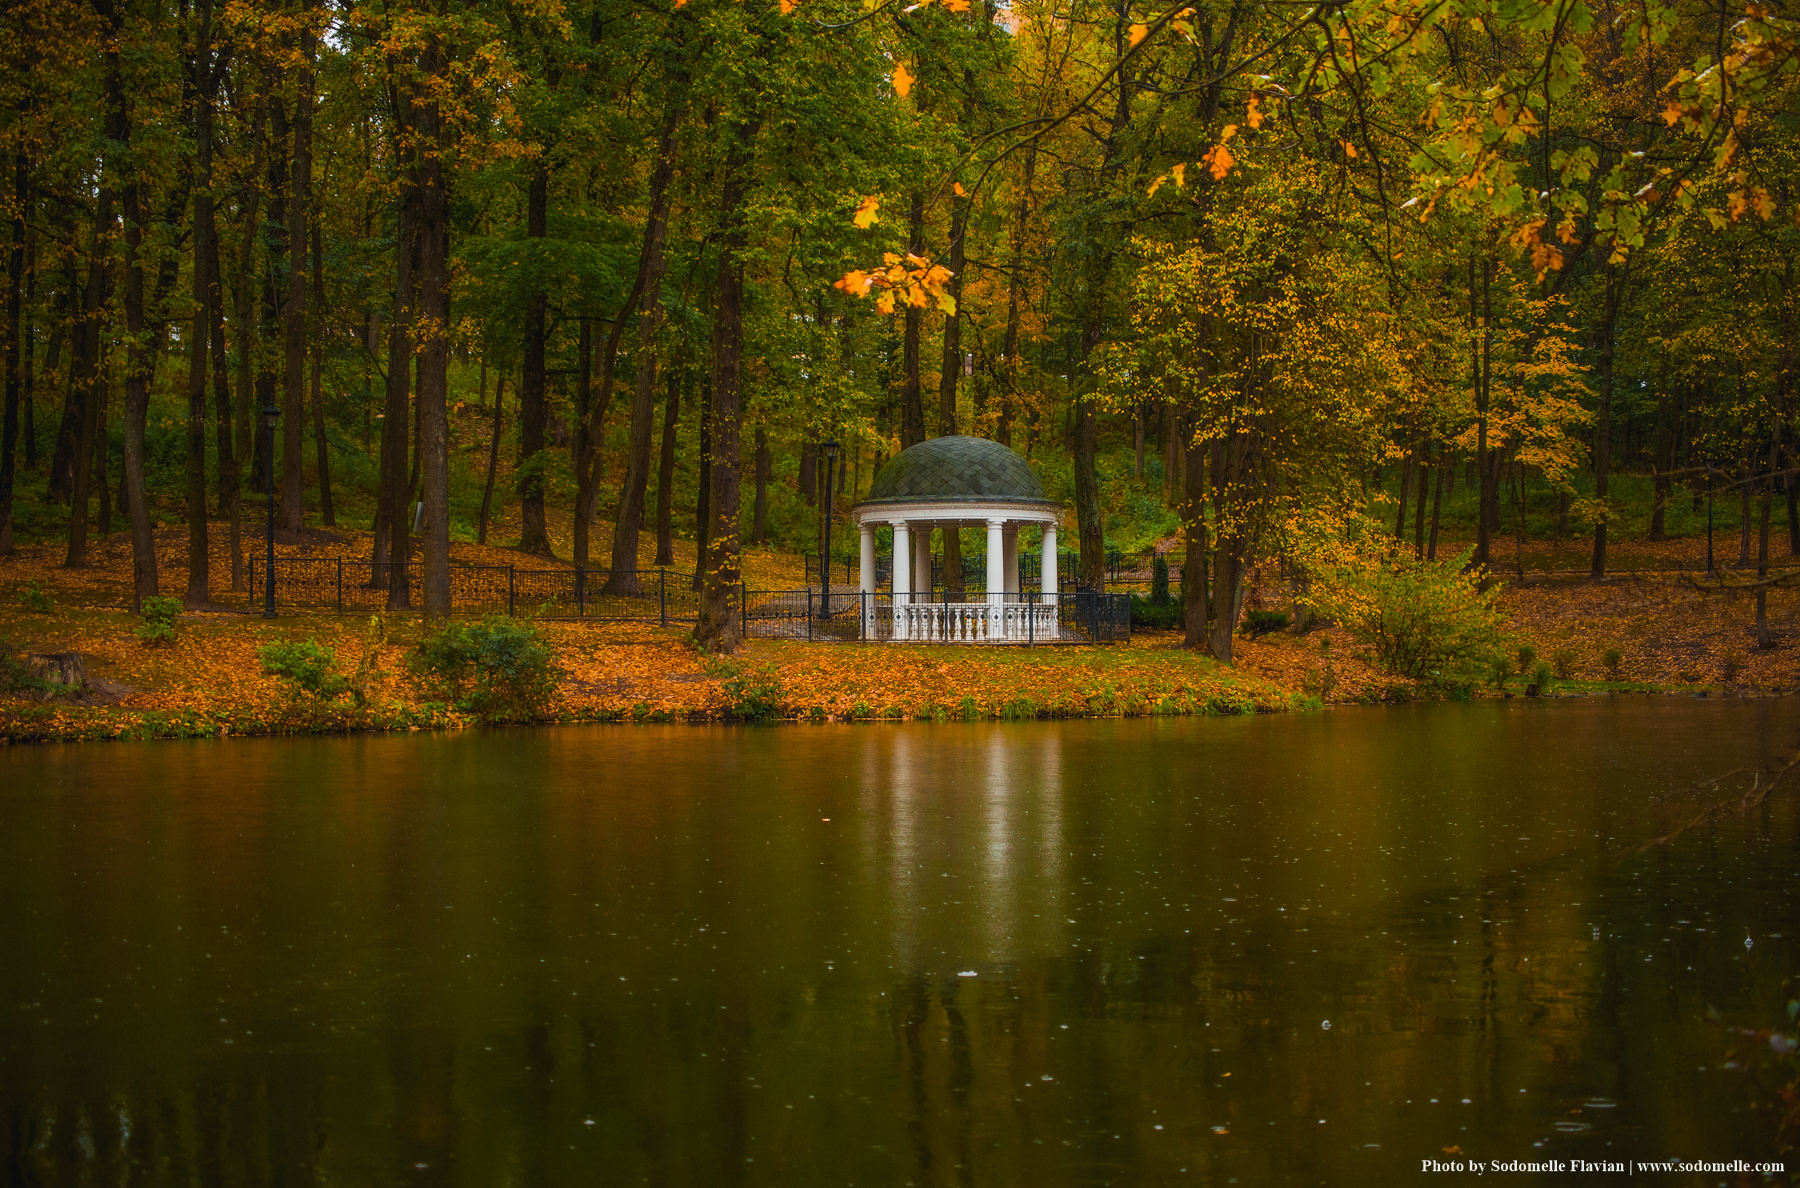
853,436,1063,642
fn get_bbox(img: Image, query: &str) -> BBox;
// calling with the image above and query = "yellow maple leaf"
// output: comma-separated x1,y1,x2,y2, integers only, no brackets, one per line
1662,99,1684,127
1171,162,1186,188
1128,23,1148,47
893,62,914,98
953,181,967,197
875,291,895,315
1201,143,1234,180
779,0,796,12
1220,124,1237,142
1245,94,1264,128
1341,139,1357,159
943,0,971,11
853,195,880,229
937,291,958,316
1754,187,1775,219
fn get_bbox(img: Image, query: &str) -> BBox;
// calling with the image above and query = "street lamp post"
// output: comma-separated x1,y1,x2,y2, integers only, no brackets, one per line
263,401,279,618
821,439,840,617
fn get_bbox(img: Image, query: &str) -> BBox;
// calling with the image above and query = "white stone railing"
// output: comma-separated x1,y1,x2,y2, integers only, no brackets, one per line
886,597,1061,643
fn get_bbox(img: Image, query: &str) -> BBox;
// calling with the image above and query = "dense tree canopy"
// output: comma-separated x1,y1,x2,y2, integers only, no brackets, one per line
1,0,1797,652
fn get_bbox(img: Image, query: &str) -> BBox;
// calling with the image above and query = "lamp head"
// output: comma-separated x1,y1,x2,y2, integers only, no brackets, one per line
823,438,840,465
262,402,280,431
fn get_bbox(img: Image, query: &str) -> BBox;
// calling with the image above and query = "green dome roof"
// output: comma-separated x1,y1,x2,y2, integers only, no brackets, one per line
861,436,1054,505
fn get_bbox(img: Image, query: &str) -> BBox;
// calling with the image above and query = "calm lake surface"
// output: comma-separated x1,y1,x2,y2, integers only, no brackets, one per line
3,699,1797,1186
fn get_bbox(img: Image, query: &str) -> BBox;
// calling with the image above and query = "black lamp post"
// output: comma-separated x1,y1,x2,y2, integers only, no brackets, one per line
821,439,840,616
262,401,279,618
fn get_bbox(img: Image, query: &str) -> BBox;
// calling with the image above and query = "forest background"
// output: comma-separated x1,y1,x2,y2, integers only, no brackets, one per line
1,0,1798,667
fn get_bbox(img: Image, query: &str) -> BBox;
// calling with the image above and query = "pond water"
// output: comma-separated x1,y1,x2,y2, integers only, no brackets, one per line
2,699,1797,1185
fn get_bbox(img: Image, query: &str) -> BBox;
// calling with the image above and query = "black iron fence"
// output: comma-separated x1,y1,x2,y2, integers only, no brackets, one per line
240,555,1129,643
247,557,700,624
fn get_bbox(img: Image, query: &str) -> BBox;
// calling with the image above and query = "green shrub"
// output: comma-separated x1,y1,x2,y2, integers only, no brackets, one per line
1515,645,1537,674
1603,647,1623,681
409,617,562,722
1129,595,1183,630
1551,648,1576,680
721,661,784,721
1242,610,1290,637
1317,549,1509,692
258,638,349,701
1490,656,1511,690
1150,554,1171,606
1528,660,1555,696
135,596,184,647
18,581,54,614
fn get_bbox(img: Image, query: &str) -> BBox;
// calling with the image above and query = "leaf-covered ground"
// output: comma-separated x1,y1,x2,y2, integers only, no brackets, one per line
3,532,1792,744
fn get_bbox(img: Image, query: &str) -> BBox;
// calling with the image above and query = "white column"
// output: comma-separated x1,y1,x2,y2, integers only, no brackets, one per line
1042,523,1058,596
986,519,1004,611
1003,527,1019,594
859,523,875,594
891,521,911,641
892,521,911,601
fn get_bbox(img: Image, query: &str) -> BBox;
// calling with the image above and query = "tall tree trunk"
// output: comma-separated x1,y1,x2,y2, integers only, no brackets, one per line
19,230,34,475
379,183,417,608
1758,420,1778,648
415,42,452,621
1473,256,1493,573
1178,407,1209,649
996,143,1036,449
518,162,553,555
691,376,710,591
1393,445,1413,541
65,83,121,567
1649,354,1672,540
1590,263,1618,579
798,441,815,504
227,100,266,591
899,191,926,449
479,374,503,544
1427,454,1445,560
1783,260,1798,556
1073,318,1104,592
751,424,769,545
575,280,643,570
279,31,314,532
654,364,679,567
122,149,158,606
1413,441,1430,558
937,186,970,593
209,226,236,588
309,220,333,526
0,153,24,554
184,8,217,604
607,94,682,592
694,132,753,651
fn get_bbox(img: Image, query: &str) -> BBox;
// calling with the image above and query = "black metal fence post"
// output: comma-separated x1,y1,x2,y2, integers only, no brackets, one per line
335,559,343,613
740,582,747,637
807,589,813,641
508,566,516,617
577,566,586,618
659,567,667,627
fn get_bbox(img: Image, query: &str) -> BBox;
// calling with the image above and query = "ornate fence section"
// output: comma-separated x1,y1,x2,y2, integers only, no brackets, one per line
740,590,1131,645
